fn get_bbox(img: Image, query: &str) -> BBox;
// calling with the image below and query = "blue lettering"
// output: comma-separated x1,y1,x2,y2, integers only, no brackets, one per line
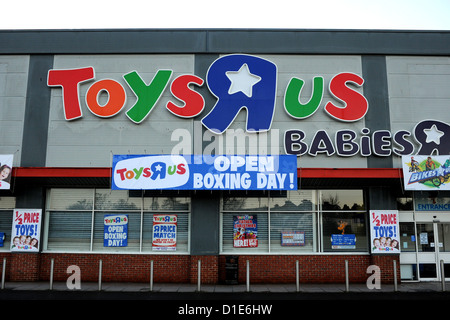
202,54,277,133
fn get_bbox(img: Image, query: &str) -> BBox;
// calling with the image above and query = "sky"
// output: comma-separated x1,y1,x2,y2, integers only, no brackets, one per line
1,0,450,30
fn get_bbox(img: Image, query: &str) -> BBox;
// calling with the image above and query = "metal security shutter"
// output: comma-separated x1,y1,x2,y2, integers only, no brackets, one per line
46,211,92,251
0,197,15,250
45,189,191,253
46,189,93,251
269,212,315,252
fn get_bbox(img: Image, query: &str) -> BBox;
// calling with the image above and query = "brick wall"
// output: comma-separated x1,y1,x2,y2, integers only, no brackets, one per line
0,252,398,284
39,253,191,283
220,255,399,284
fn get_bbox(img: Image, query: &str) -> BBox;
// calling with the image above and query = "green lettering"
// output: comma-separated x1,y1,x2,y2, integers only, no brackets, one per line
284,77,324,119
133,167,144,179
123,70,172,123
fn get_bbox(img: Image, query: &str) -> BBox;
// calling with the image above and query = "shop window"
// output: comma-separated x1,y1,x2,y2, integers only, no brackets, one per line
270,190,316,211
320,190,367,253
320,190,364,210
321,212,368,252
47,211,92,251
437,223,450,252
221,189,366,254
0,197,16,251
141,196,190,252
399,222,416,252
222,211,269,253
270,212,316,252
44,189,190,253
396,197,413,211
392,190,413,211
414,191,450,212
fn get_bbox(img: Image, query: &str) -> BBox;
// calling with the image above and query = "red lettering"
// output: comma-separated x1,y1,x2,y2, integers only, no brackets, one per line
143,167,151,178
22,212,39,223
47,67,95,120
116,168,127,181
166,75,205,118
85,79,126,117
380,213,397,224
324,72,368,122
176,163,186,175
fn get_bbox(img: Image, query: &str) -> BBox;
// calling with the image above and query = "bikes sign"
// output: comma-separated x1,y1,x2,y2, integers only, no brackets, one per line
402,155,450,190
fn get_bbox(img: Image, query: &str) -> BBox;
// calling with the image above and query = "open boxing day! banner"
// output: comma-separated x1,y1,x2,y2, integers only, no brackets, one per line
112,155,297,191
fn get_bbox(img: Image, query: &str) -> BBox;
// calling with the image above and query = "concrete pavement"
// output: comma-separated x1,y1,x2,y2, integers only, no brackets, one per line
2,280,449,293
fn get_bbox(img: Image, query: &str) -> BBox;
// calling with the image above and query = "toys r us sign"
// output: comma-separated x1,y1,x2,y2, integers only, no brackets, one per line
48,54,450,157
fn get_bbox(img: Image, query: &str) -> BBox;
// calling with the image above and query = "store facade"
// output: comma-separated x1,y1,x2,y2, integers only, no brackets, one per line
0,30,449,284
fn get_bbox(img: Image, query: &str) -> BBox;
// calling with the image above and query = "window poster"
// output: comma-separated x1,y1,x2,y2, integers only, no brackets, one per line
370,210,400,253
331,220,356,249
281,231,305,246
152,215,177,251
11,209,41,252
104,214,128,247
0,155,13,190
233,215,258,248
331,234,356,249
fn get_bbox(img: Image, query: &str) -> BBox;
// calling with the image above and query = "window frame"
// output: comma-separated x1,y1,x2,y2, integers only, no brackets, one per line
220,189,368,255
43,188,191,254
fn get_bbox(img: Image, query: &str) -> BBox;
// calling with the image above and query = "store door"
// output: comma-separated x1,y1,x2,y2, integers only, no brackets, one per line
416,222,450,280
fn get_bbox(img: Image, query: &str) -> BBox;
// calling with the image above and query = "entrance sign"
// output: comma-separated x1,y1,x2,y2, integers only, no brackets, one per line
402,155,450,190
11,209,42,252
370,210,400,254
152,215,177,251
112,155,297,190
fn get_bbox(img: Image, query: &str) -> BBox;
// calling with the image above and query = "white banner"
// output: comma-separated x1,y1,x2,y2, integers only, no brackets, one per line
402,155,450,191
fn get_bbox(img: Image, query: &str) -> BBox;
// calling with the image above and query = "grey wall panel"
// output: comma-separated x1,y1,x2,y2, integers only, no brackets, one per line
361,55,392,169
1,30,450,55
21,55,53,167
190,192,220,255
47,54,195,167
0,55,29,166
46,121,194,166
0,30,207,54
386,56,450,167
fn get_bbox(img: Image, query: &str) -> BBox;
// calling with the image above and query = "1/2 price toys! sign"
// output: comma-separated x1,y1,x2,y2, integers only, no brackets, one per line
11,209,42,252
370,210,400,254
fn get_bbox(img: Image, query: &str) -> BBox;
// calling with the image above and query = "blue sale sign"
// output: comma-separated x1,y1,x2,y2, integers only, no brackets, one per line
112,155,297,191
331,234,356,249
